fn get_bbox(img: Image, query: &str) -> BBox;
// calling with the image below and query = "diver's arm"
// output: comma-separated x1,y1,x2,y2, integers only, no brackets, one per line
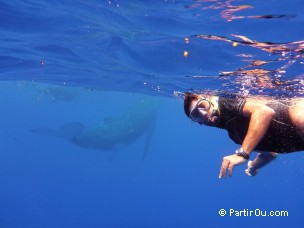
245,152,278,176
219,102,275,178
241,101,275,155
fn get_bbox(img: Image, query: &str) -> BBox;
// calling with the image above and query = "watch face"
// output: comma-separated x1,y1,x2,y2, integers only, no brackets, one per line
235,148,249,159
236,148,244,154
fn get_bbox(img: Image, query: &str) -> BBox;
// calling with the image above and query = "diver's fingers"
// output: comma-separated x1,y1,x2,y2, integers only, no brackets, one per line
219,158,230,178
228,162,234,177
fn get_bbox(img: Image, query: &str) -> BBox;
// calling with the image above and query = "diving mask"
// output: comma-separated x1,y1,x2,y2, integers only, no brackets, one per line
189,96,220,126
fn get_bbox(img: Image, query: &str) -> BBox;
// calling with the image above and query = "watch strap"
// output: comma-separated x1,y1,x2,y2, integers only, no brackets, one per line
235,147,250,160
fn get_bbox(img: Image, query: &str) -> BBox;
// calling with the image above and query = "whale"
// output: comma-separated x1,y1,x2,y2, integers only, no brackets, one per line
31,95,159,160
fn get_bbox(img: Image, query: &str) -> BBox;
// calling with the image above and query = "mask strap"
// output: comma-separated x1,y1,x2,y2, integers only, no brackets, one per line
210,96,219,111
208,96,220,124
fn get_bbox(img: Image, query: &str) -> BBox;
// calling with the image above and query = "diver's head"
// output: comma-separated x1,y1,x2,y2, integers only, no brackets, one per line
184,92,219,126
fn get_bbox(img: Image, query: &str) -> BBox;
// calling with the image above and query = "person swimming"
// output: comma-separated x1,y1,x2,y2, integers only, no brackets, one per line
184,93,304,178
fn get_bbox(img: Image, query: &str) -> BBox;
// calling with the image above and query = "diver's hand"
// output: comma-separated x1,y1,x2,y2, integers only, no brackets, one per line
245,160,259,177
219,154,247,178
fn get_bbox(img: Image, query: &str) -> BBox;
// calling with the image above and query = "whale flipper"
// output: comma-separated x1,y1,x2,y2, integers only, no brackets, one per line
31,122,85,140
141,117,156,161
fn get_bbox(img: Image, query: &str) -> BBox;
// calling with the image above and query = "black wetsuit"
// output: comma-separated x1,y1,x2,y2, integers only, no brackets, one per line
215,96,304,153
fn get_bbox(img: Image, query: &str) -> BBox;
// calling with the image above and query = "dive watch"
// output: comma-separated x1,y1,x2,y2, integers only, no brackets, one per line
235,147,250,160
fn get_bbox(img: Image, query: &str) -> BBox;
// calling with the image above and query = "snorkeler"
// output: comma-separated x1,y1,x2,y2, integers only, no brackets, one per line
184,93,304,178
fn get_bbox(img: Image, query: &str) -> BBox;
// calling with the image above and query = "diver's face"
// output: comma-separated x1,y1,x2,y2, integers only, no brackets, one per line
189,97,213,125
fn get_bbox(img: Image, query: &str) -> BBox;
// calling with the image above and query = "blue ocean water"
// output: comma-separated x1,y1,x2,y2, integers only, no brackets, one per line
1,0,304,227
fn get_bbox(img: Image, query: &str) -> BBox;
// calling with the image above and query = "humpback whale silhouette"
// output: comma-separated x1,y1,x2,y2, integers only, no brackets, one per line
31,96,159,160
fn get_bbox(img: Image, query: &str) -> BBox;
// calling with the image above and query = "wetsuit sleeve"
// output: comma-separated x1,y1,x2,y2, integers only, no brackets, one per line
235,97,246,114
219,97,246,116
